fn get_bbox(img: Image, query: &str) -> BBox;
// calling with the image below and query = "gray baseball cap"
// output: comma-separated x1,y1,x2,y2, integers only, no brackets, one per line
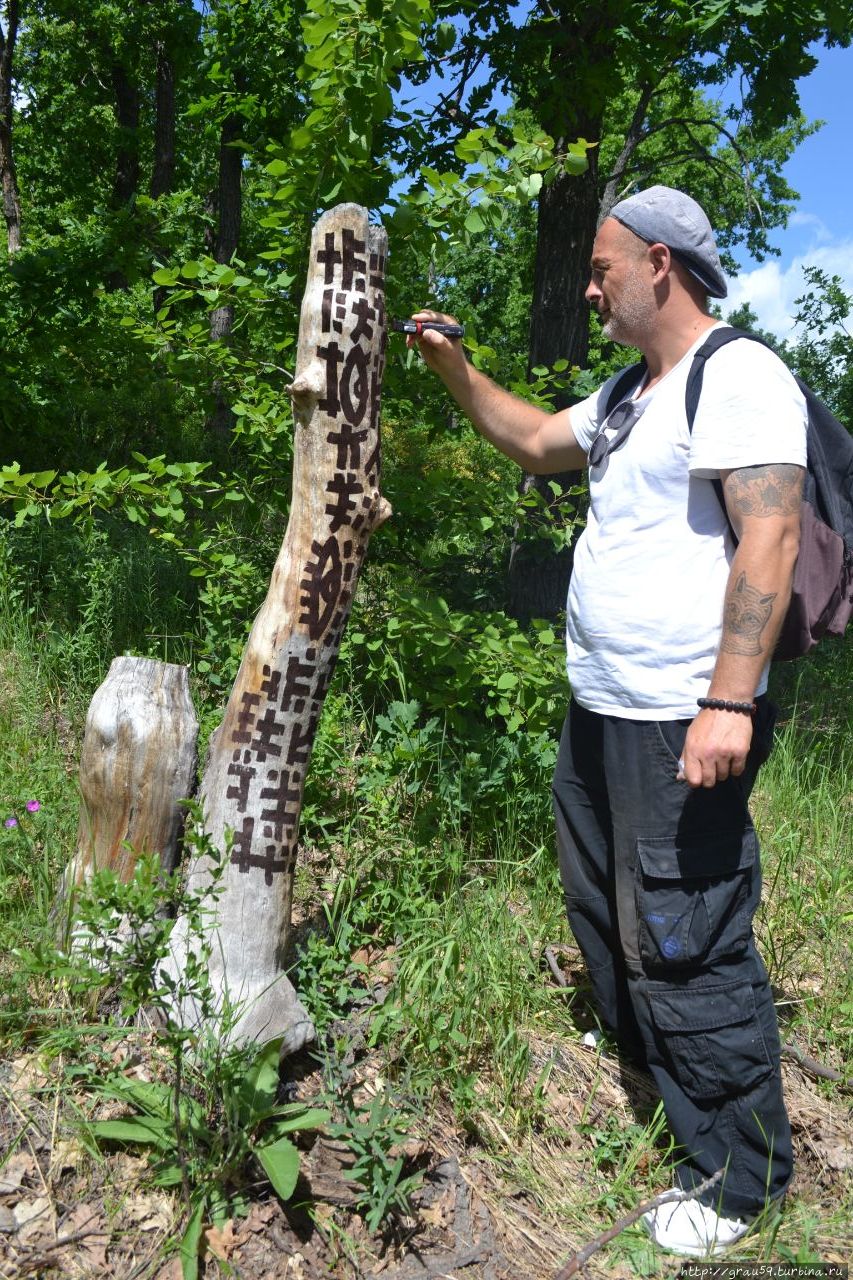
609,185,728,299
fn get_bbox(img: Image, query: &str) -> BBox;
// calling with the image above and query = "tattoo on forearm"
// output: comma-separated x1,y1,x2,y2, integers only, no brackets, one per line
722,572,777,656
725,464,804,518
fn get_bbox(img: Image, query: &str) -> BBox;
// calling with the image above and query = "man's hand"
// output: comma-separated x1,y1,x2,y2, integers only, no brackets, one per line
407,309,467,378
679,708,753,788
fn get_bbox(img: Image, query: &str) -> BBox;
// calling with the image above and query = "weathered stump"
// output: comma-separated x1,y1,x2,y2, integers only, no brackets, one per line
163,203,390,1051
56,657,198,922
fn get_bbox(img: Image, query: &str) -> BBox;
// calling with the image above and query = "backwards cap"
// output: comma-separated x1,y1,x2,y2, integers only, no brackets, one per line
609,185,728,299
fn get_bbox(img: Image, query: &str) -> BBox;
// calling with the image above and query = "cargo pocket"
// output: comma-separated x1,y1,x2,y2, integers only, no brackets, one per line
636,828,757,970
649,981,773,1099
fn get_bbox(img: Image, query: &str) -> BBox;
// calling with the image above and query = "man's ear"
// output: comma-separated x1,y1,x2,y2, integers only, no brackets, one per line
648,242,672,284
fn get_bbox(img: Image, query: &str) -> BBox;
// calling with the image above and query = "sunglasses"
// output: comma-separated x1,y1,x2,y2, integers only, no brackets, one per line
588,399,646,475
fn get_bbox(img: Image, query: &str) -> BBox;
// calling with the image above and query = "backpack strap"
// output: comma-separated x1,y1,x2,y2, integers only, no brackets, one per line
604,359,648,416
684,326,767,537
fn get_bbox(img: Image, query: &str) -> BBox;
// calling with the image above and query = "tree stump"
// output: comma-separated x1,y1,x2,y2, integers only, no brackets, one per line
163,203,390,1052
56,657,198,923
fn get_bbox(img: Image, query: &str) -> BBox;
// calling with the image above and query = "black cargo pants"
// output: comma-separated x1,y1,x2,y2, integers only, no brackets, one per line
552,697,793,1217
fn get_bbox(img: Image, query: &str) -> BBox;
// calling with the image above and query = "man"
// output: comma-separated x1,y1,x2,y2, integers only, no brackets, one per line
409,186,805,1257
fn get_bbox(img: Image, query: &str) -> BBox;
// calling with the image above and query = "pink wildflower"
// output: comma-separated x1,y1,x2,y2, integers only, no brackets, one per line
4,816,17,828
25,800,40,813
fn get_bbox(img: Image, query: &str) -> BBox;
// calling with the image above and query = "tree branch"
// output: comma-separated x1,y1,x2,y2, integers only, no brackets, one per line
599,80,656,221
554,1169,725,1280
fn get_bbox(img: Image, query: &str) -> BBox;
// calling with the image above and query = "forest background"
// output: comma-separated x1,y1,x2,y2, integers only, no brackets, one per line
0,1,851,1277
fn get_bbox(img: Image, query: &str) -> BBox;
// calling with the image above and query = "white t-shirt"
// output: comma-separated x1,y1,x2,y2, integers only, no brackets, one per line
565,325,808,718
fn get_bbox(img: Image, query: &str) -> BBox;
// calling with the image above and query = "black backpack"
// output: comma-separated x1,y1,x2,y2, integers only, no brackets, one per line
604,326,853,660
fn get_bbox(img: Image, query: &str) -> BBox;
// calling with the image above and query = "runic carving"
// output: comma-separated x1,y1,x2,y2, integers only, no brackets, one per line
299,537,342,639
163,204,390,1054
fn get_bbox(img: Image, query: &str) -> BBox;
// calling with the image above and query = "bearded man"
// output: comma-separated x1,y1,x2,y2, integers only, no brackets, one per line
409,186,805,1256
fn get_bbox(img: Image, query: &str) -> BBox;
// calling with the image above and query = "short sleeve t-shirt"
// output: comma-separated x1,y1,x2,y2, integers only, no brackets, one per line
565,325,808,719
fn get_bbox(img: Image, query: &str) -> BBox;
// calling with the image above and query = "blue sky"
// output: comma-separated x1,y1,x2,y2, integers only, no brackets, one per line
725,42,853,337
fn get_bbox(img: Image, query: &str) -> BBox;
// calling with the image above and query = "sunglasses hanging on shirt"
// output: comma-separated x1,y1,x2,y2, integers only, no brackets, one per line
588,398,648,475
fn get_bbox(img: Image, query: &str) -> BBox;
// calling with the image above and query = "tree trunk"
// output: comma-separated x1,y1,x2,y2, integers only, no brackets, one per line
55,658,198,927
151,42,176,200
0,0,22,255
111,61,140,208
163,203,390,1052
508,140,602,622
207,113,243,443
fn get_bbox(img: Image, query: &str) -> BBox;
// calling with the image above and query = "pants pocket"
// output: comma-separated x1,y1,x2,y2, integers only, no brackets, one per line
649,981,773,1100
636,828,757,970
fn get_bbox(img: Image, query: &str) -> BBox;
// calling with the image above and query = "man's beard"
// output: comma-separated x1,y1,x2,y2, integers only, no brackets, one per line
601,270,657,346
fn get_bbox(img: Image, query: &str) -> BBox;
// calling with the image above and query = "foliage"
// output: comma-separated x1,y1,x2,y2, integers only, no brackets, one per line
787,267,853,426
21,826,328,1278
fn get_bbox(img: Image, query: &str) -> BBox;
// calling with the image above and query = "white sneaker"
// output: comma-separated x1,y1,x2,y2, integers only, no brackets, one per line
643,1196,753,1256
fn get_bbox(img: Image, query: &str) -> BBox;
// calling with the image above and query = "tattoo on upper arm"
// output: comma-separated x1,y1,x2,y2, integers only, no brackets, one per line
722,572,777,656
724,464,804,519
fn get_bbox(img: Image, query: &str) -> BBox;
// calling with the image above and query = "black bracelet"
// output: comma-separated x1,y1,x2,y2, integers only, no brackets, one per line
697,697,757,715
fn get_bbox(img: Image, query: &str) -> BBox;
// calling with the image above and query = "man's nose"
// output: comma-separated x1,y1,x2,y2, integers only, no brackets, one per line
585,277,601,304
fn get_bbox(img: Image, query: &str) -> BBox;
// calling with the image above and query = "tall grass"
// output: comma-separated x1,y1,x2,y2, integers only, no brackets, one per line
0,511,850,1271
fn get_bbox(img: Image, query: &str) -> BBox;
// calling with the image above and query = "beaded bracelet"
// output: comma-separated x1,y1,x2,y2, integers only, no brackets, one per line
697,697,757,715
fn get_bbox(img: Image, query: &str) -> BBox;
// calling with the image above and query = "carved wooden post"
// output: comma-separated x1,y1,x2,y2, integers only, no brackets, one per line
164,203,390,1051
56,657,198,920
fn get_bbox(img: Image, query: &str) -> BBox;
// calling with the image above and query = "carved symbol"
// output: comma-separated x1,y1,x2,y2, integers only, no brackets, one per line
322,289,348,335
325,471,364,531
281,652,315,712
286,719,316,765
232,690,261,745
316,232,342,284
230,815,257,874
341,229,366,291
317,340,343,418
299,537,342,640
226,757,256,812
350,296,376,344
229,810,292,884
369,358,384,433
259,769,302,841
260,664,281,701
339,344,369,425
249,704,287,761
363,439,380,486
327,421,368,470
369,250,386,290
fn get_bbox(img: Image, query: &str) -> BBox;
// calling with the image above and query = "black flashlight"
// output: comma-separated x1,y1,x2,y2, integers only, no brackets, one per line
391,319,465,338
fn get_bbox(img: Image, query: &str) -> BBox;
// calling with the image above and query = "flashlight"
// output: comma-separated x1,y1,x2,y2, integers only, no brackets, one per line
391,319,465,338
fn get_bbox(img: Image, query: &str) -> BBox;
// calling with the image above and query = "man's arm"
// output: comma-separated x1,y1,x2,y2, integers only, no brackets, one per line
681,462,804,789
410,310,588,474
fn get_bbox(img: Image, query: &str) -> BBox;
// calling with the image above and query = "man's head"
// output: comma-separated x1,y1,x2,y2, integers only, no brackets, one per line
610,185,727,300
586,186,727,347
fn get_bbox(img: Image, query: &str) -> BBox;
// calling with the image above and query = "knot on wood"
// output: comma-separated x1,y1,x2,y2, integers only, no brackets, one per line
290,359,326,421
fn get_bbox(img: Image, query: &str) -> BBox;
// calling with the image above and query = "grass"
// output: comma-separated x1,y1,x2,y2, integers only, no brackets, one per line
0,553,850,1276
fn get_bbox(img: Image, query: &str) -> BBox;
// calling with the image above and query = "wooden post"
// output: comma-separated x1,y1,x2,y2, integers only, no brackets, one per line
56,657,198,920
164,203,390,1052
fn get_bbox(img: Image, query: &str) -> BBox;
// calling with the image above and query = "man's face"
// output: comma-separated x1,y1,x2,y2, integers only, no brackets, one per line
585,219,658,346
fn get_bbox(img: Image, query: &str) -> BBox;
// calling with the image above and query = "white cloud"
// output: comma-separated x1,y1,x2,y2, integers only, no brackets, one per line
725,236,853,339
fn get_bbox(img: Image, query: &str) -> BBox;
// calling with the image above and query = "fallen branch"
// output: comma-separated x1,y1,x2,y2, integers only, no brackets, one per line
781,1041,845,1084
554,1168,724,1280
544,945,569,988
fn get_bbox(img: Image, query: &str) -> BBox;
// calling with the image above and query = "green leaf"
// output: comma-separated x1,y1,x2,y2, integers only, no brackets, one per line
90,1116,173,1150
255,1136,300,1200
265,1105,329,1136
237,1037,282,1124
496,672,518,690
181,261,202,280
464,208,486,235
152,268,178,286
180,1201,205,1280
